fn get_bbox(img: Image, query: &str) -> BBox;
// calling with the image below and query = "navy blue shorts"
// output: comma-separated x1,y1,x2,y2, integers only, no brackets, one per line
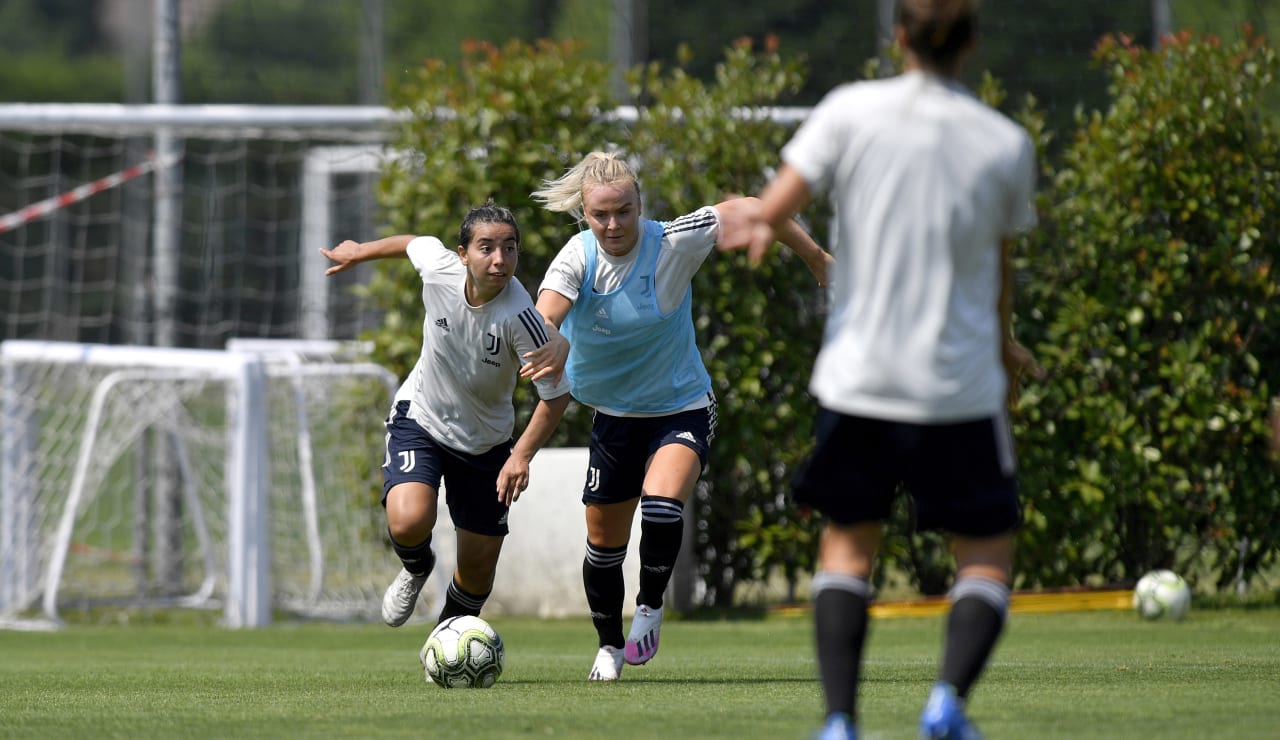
382,400,513,536
792,408,1021,537
581,401,717,505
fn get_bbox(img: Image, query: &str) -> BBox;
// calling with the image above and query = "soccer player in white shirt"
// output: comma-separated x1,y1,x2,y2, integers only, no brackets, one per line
730,2,1043,737
322,203,571,631
531,151,831,681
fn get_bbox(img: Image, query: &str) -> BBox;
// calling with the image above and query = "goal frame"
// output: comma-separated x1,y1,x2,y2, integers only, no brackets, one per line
0,339,270,628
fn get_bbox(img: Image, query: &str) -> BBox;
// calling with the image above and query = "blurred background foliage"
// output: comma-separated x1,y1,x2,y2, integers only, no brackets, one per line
2,0,1277,114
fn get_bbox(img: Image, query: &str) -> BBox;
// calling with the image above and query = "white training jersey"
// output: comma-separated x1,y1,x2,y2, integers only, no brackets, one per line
782,70,1037,422
538,207,720,417
394,236,569,454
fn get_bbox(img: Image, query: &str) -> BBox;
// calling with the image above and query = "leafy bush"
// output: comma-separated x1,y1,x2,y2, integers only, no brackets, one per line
1014,28,1280,591
369,38,618,382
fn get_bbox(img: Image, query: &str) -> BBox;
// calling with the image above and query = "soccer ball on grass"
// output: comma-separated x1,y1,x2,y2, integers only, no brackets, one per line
420,615,505,688
1132,569,1191,621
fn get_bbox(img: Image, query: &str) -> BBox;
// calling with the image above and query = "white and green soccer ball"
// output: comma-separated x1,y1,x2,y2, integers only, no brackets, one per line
1132,569,1191,621
420,615,505,688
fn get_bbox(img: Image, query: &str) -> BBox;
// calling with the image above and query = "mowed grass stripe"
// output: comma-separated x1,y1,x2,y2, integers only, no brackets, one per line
0,609,1274,739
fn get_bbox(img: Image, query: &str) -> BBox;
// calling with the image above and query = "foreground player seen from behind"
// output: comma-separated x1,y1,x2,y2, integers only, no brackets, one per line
732,1,1044,738
321,203,571,644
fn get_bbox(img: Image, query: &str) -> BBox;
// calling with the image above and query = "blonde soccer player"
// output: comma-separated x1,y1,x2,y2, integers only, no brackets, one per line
530,151,831,681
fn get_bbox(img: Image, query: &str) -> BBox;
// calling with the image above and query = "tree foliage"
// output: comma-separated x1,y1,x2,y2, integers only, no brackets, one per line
0,0,121,101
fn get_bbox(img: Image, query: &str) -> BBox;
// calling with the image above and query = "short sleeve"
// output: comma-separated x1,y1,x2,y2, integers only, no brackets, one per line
405,235,455,277
1005,132,1038,237
538,234,588,305
506,299,571,400
780,86,851,197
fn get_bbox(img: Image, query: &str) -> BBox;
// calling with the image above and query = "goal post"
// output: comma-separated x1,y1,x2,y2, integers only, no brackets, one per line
224,338,398,621
0,339,269,628
0,338,403,629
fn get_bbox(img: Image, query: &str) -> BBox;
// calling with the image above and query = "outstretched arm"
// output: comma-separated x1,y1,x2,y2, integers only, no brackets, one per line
713,182,831,286
496,392,573,505
320,234,416,275
999,237,1046,407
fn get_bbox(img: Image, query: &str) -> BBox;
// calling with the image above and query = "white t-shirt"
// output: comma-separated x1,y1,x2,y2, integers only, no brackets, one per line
394,236,569,454
783,71,1037,422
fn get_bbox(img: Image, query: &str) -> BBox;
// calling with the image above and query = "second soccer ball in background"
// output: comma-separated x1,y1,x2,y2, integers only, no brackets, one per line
1132,569,1191,621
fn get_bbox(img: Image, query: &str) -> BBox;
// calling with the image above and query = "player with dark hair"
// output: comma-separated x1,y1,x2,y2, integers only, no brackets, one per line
530,151,832,681
727,1,1042,737
322,202,571,632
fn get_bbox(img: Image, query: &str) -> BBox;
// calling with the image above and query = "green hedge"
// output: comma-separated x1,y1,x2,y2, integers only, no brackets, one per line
1014,28,1280,593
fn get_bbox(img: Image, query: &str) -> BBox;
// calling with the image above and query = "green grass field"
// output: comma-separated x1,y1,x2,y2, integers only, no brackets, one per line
1,608,1276,739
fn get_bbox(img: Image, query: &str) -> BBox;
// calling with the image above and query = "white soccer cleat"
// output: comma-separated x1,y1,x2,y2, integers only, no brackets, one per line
624,604,663,665
381,567,427,627
588,645,625,681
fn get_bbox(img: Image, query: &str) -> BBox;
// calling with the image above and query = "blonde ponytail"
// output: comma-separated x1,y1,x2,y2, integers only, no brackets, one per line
531,151,641,219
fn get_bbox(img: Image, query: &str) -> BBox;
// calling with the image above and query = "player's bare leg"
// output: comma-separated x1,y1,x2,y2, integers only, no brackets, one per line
382,482,438,627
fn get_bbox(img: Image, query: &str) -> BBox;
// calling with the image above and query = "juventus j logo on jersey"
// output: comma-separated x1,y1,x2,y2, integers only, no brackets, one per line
586,466,601,492
398,450,415,473
485,332,501,356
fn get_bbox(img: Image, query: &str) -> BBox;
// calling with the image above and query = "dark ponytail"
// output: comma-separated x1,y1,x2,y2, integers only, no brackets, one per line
458,200,521,249
897,0,977,70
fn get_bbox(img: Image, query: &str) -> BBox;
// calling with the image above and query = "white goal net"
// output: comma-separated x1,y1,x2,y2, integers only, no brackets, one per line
0,339,396,629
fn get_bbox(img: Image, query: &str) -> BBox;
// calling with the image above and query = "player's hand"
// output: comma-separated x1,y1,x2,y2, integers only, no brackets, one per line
744,220,776,264
320,240,362,275
807,250,835,288
496,458,531,506
1003,339,1046,407
520,329,569,384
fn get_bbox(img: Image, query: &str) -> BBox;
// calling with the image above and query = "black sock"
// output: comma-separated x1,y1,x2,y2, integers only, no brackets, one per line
437,577,489,622
637,495,684,609
389,529,434,578
939,576,1009,698
584,541,628,648
812,572,872,718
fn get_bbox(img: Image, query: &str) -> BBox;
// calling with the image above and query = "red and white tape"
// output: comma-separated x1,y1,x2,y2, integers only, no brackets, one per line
0,152,179,235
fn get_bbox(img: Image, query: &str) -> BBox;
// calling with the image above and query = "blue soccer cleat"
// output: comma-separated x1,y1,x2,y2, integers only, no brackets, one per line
919,682,982,740
814,712,857,740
